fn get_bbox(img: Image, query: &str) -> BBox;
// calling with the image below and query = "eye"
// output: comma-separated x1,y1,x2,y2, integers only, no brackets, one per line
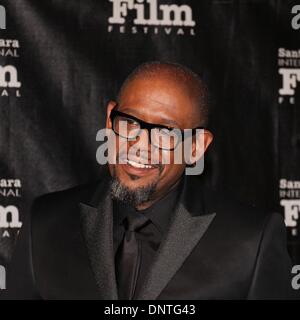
117,116,139,127
127,118,139,126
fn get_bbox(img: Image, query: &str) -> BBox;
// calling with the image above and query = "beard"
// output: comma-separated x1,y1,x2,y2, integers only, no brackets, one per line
110,176,158,207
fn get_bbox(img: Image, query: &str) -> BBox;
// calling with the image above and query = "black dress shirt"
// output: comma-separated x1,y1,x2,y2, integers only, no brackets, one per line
113,177,184,299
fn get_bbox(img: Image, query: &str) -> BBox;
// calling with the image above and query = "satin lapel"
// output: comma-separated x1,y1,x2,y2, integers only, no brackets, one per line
137,201,216,300
79,192,118,300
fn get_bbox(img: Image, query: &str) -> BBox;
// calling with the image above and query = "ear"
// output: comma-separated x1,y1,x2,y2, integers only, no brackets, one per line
187,129,213,165
106,100,117,129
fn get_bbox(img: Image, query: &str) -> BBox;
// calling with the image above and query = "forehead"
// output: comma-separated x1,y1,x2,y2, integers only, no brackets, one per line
118,76,197,128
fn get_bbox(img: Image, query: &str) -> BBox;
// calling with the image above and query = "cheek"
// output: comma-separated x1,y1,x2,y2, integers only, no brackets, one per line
156,163,185,187
165,163,185,175
160,146,186,166
116,137,128,158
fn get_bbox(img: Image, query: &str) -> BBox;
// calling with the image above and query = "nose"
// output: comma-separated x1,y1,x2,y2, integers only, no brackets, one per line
128,129,150,155
127,129,162,164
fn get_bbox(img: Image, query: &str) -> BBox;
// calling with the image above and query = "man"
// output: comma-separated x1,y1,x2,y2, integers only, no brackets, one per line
1,61,295,299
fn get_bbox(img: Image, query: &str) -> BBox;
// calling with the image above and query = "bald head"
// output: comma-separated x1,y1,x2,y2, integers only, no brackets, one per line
107,61,213,209
117,61,209,127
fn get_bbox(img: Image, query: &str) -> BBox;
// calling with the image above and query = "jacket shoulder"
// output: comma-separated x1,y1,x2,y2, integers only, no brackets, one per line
201,186,285,245
31,178,109,233
34,180,100,208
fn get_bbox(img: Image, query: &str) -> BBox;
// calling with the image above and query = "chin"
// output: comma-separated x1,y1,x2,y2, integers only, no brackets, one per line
120,175,155,190
117,165,159,189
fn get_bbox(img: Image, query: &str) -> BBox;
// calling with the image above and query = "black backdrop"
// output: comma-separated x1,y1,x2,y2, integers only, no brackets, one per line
0,0,300,269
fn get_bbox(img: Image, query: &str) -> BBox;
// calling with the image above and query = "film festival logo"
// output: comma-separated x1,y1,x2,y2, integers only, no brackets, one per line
279,179,300,237
279,6,300,104
0,4,21,98
278,48,300,105
0,3,19,59
0,39,20,58
0,179,22,238
108,0,196,36
0,205,22,239
0,179,21,198
0,65,21,97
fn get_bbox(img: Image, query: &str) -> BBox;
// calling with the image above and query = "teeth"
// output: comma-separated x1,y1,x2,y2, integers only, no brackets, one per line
126,159,154,169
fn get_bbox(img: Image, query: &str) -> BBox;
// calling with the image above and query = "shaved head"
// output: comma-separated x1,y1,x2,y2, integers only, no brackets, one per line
117,61,209,127
107,61,213,210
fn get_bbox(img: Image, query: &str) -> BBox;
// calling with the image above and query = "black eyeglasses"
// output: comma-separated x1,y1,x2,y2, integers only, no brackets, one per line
109,105,205,151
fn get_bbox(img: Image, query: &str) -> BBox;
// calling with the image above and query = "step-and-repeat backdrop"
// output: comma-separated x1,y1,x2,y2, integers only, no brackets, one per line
0,0,300,269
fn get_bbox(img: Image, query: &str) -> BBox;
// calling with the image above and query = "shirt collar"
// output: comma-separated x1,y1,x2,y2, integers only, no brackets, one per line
113,175,184,234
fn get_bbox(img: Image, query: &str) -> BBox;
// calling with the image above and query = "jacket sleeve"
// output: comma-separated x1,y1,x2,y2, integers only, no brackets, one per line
0,204,41,300
247,212,299,300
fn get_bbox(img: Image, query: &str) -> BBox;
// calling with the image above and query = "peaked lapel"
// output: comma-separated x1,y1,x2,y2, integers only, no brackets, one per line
79,169,216,300
137,201,216,300
79,173,118,300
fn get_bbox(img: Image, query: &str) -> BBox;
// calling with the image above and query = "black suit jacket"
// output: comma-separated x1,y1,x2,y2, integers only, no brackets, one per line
1,168,296,300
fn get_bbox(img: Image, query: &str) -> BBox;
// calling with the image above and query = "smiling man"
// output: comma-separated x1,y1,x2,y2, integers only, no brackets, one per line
106,62,212,211
1,62,295,300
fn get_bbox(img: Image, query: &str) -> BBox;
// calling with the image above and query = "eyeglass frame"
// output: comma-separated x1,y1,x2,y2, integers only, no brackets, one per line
109,104,206,151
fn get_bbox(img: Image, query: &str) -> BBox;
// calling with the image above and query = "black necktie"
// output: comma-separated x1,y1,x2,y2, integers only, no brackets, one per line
115,213,150,300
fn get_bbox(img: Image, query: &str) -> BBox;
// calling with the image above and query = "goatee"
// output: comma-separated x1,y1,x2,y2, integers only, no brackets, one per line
110,177,158,207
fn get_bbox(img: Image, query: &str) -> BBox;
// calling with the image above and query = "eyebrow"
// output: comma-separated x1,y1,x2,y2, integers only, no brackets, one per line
120,107,180,128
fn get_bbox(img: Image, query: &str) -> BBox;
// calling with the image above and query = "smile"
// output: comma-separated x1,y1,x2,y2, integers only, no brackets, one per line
125,159,156,169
